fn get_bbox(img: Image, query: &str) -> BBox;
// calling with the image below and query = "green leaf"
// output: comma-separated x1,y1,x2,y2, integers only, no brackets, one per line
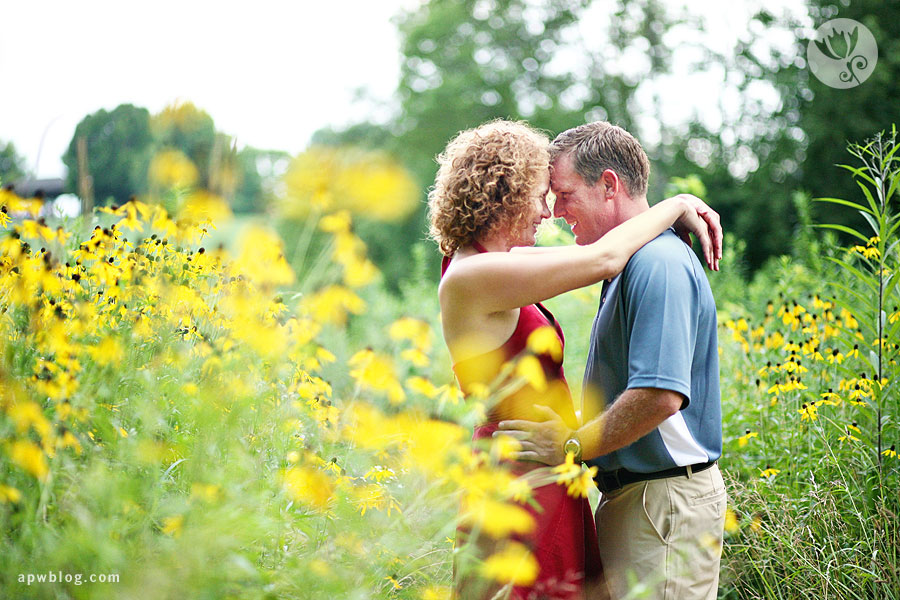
837,163,877,186
886,219,900,241
823,272,878,314
855,180,881,215
860,211,881,238
886,315,900,344
887,173,899,204
815,223,870,243
813,196,875,216
824,256,878,295
884,239,900,259
885,137,900,162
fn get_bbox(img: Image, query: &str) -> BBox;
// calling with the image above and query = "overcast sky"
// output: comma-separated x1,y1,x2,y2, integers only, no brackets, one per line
2,0,812,182
0,0,419,179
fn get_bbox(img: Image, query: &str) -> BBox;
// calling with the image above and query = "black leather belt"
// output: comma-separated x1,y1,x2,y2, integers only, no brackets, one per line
594,460,717,494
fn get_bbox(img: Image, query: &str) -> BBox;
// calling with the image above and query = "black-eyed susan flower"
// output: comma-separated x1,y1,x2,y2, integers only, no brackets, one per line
760,466,780,479
882,445,897,459
838,423,860,443
738,430,758,447
798,403,818,421
819,389,841,406
826,348,844,364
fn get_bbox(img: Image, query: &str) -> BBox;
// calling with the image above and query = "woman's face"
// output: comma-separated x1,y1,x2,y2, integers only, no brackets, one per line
507,168,551,248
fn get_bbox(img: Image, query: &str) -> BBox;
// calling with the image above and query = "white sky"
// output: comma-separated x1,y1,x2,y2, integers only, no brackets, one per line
0,0,420,179
1,0,811,181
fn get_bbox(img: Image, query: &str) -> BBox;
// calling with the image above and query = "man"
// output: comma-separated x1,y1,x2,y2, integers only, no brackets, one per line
498,121,726,599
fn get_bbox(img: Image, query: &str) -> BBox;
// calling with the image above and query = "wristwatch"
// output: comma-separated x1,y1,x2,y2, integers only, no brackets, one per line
563,433,583,463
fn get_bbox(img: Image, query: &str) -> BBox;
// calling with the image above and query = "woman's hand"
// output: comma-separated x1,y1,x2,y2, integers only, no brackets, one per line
669,194,722,271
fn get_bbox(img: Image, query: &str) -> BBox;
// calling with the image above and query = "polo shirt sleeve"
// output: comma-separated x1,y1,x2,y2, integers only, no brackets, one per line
620,240,697,408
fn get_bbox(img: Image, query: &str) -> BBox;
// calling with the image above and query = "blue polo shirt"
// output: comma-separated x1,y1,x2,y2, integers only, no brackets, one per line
583,229,721,474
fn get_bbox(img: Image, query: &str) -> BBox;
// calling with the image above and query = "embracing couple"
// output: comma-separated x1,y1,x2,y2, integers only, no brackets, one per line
430,120,727,600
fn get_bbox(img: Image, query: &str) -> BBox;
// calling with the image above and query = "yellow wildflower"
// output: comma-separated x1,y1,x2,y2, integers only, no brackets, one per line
149,149,199,188
406,376,440,398
389,317,433,352
0,485,22,503
161,515,184,537
401,348,430,367
724,508,739,535
9,440,49,480
301,285,365,326
516,355,547,391
819,389,841,406
421,585,451,600
319,210,352,233
460,496,535,538
480,542,539,586
281,466,334,510
798,403,818,421
738,430,758,447
526,326,563,362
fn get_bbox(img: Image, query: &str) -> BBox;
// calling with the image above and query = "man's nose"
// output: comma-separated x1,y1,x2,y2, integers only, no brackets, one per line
552,200,565,219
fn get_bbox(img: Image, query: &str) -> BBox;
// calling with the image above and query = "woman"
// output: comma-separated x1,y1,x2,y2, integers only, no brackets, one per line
428,120,720,599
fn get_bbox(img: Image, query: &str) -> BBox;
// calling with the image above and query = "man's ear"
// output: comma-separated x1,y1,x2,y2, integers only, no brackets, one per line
599,169,620,198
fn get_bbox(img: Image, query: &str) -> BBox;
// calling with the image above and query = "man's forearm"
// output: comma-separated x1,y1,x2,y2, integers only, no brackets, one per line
576,387,682,462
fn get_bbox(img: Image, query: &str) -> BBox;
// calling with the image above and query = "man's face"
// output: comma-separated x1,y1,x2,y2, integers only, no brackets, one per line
549,154,615,245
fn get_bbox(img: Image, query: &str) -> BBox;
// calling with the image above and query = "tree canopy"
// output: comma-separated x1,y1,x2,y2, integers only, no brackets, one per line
0,141,27,185
62,104,154,206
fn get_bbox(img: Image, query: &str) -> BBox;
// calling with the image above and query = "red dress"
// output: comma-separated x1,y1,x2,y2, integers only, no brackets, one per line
442,245,602,600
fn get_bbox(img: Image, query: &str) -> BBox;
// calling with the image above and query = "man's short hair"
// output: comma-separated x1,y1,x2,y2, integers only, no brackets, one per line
549,122,650,197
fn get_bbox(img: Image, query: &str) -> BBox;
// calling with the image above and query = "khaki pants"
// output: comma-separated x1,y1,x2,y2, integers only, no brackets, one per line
594,464,727,600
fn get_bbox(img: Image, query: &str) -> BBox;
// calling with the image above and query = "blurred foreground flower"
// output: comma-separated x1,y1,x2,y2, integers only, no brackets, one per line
280,146,418,222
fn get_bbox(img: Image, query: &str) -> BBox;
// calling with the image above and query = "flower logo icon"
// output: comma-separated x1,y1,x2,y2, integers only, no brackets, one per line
807,18,878,89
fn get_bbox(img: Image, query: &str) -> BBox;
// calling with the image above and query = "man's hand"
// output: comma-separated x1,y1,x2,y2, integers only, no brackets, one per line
494,405,571,465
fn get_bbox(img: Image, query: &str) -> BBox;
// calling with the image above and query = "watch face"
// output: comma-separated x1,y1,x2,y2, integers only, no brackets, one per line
565,438,581,455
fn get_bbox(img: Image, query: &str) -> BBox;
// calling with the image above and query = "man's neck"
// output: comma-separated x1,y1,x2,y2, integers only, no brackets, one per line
612,194,650,227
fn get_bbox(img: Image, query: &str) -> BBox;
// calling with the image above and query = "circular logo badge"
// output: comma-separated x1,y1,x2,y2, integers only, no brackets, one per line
807,18,878,89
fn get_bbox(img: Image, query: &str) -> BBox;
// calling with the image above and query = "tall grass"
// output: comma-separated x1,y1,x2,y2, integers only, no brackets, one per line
717,127,899,599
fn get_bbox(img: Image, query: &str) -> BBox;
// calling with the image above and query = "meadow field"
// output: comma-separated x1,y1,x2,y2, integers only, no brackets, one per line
1,129,898,599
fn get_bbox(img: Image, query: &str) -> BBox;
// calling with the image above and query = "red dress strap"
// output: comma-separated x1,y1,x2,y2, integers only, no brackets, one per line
440,241,490,278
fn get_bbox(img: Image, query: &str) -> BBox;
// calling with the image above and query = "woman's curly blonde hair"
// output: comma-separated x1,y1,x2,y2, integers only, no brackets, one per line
428,120,550,256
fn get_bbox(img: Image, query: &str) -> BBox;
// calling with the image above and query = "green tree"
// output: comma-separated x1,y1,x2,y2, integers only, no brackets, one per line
62,104,153,205
315,0,683,288
656,0,900,270
231,147,291,214
0,140,27,184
